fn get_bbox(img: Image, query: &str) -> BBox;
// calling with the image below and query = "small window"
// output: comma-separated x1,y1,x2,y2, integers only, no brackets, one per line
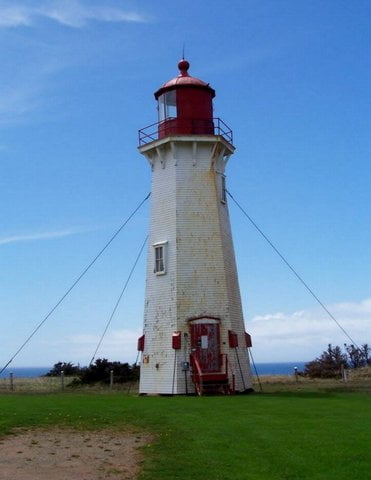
158,91,177,122
155,246,164,273
201,335,209,349
153,242,167,275
221,175,227,203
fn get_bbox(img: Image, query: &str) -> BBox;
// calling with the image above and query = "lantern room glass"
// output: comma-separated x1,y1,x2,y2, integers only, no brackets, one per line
158,91,177,122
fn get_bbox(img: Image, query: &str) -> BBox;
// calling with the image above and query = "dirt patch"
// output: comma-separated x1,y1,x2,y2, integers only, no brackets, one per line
0,428,152,479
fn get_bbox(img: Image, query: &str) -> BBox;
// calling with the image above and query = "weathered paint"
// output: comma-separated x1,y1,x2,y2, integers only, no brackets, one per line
138,135,252,394
190,320,221,372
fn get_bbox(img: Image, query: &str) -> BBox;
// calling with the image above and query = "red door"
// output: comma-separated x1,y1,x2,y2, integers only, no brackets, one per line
190,321,221,372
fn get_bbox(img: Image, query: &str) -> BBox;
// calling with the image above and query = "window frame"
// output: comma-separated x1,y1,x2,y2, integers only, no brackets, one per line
153,241,168,275
221,174,227,204
158,91,177,122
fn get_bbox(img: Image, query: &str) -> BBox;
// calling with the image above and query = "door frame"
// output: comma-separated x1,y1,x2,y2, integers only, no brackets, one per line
188,316,221,372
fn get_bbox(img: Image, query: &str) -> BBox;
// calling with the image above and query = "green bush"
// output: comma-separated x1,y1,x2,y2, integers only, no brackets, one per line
45,358,139,385
305,343,369,378
45,361,81,377
74,358,139,385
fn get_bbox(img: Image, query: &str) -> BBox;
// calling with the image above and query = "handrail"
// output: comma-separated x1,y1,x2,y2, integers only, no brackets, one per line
191,353,229,377
190,354,203,378
190,354,203,395
190,353,234,395
138,117,233,146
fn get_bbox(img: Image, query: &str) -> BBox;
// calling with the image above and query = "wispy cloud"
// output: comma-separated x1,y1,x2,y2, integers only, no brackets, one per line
0,81,43,124
38,3,147,28
0,5,31,27
0,0,148,29
248,298,371,362
0,1,149,123
0,227,90,246
0,58,68,125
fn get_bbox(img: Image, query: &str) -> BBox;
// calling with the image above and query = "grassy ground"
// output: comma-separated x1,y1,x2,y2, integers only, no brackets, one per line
0,375,137,394
0,388,370,479
0,375,63,393
252,365,371,394
1,365,370,394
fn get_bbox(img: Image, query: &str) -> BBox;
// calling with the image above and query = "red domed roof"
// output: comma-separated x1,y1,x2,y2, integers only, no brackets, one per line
154,59,215,99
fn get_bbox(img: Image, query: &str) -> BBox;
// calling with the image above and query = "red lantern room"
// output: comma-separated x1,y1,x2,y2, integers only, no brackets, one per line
154,59,215,138
138,59,233,146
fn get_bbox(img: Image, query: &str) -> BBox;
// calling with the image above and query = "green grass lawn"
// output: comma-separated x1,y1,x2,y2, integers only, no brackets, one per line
0,392,370,479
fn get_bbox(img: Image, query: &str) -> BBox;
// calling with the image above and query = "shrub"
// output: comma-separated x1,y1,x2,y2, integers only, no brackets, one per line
304,344,348,378
344,343,369,369
305,343,369,378
45,359,139,386
74,358,139,385
45,361,81,377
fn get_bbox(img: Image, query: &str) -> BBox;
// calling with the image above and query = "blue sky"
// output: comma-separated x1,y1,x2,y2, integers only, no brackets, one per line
1,0,370,368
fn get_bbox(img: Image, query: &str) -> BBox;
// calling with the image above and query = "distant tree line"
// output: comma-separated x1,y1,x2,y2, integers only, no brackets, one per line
46,345,369,383
304,344,370,378
45,358,139,385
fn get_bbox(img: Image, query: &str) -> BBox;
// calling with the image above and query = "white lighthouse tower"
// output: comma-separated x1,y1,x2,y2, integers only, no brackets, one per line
137,59,252,395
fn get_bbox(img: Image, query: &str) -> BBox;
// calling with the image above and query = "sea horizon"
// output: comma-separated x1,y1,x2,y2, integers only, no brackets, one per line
0,362,308,379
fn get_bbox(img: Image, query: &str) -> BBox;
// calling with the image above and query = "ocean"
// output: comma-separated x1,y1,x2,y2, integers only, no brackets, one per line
0,362,307,379
253,362,307,375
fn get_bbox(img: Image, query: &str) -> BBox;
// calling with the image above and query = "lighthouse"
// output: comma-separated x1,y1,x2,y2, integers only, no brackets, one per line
137,59,252,395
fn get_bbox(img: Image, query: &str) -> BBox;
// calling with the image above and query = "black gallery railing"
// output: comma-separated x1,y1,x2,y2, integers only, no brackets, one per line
138,117,233,146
